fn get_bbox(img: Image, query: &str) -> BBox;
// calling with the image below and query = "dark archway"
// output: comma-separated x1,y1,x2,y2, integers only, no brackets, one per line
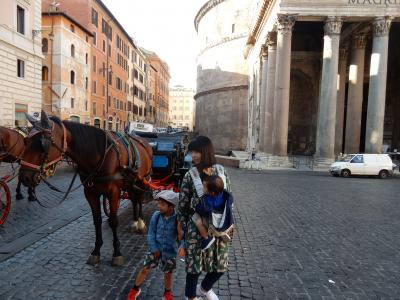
288,69,318,155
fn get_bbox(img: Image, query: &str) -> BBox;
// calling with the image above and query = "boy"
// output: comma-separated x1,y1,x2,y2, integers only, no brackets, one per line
127,190,182,300
192,175,234,250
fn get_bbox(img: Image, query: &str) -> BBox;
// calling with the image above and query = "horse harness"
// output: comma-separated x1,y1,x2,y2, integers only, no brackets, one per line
20,122,67,178
79,132,150,190
20,120,149,195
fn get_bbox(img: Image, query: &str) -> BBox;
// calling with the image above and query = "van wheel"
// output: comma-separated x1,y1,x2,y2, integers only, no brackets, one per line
341,169,351,178
379,170,389,179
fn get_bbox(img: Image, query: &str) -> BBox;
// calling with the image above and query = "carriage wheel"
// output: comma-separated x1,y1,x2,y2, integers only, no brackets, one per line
102,195,110,217
0,180,11,226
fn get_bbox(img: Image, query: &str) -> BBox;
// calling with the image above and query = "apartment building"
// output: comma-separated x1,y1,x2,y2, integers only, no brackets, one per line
0,0,42,127
41,12,92,123
142,50,170,127
169,86,195,131
131,46,147,122
42,0,134,131
144,61,157,124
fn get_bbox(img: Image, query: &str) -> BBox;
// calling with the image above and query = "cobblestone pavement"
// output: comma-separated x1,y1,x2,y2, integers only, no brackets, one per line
1,168,400,299
0,164,88,250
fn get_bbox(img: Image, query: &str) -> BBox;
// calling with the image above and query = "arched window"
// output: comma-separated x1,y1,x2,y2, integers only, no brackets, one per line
42,38,48,53
70,24,75,32
42,66,49,81
70,70,75,84
85,53,88,64
71,44,75,57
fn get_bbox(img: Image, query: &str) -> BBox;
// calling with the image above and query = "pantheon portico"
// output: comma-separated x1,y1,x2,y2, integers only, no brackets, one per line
245,0,400,166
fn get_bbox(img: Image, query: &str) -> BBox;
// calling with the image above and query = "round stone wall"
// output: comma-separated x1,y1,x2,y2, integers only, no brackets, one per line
195,0,252,153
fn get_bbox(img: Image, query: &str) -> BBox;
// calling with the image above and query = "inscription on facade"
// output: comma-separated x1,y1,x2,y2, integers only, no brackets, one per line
348,0,400,5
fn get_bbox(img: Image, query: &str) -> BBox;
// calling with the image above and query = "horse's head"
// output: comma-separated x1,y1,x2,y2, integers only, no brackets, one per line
19,110,67,187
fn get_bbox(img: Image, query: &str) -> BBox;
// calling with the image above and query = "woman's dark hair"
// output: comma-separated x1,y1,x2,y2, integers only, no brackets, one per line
188,136,216,171
204,175,224,195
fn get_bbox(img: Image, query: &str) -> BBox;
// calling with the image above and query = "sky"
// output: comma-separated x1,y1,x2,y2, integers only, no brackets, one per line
102,0,204,90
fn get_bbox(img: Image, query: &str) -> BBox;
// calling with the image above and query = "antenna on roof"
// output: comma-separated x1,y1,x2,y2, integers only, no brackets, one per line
49,1,60,12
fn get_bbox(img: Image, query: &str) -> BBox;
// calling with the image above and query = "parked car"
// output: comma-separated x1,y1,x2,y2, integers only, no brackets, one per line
128,122,154,134
387,152,400,171
329,154,396,179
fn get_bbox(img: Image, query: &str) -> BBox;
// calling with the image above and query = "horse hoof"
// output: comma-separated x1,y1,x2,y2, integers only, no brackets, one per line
130,222,138,233
137,219,147,234
86,255,100,265
138,226,147,234
111,256,124,267
16,194,23,200
28,197,37,202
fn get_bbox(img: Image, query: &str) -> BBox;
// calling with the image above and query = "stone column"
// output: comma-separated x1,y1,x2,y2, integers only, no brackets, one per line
344,34,367,154
365,17,392,153
258,45,269,152
272,14,296,156
315,17,343,161
335,47,348,155
262,32,278,154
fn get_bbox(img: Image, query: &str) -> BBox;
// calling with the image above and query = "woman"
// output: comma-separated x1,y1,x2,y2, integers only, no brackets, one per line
178,136,232,300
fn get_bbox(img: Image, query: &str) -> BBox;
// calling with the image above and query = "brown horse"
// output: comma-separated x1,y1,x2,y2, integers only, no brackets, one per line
0,126,37,201
19,111,152,266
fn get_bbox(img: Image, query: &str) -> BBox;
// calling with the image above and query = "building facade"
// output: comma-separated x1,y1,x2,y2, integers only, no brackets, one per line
42,0,149,130
245,0,400,166
41,12,92,123
143,50,170,127
144,61,157,124
169,86,196,131
0,0,43,127
194,0,253,154
132,46,147,123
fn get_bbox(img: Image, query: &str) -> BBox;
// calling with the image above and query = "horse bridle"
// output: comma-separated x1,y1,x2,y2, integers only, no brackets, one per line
20,122,67,177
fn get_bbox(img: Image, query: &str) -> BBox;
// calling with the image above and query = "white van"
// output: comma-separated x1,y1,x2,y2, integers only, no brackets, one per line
330,154,395,179
128,122,154,134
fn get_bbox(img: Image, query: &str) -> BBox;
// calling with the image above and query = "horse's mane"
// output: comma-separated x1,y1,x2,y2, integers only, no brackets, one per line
50,116,107,159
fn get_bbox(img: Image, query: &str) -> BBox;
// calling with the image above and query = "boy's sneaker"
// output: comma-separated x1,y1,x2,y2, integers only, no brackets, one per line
201,236,215,250
127,288,141,300
196,284,219,300
163,290,173,300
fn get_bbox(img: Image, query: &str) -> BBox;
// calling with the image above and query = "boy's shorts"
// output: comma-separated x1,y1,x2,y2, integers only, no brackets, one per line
143,251,176,273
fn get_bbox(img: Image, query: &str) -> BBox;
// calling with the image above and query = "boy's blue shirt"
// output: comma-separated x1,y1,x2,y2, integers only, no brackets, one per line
147,210,178,259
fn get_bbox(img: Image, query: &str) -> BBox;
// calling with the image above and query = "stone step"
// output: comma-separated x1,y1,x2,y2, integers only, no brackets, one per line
240,155,294,170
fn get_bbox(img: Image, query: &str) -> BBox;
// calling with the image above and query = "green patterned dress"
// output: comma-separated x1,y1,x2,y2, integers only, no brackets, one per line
177,165,232,274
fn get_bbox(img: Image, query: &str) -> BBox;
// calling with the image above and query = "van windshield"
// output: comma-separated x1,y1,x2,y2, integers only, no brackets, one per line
339,154,354,162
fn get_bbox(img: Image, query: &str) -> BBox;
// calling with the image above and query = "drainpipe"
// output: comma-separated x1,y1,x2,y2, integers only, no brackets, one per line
49,12,54,113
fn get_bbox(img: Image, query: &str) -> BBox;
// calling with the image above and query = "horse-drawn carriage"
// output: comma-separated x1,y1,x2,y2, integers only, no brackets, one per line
135,130,191,191
17,111,191,266
102,130,191,216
